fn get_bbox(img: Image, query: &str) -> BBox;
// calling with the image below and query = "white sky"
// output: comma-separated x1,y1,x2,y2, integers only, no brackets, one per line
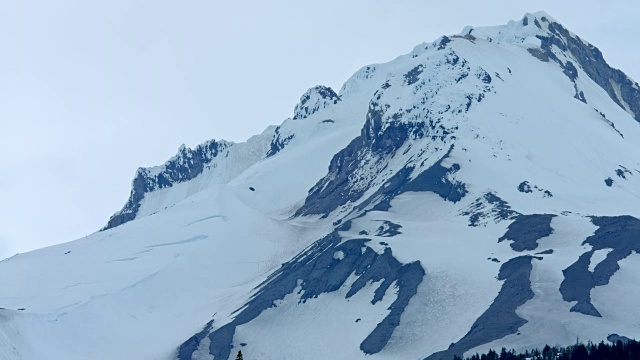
0,0,638,258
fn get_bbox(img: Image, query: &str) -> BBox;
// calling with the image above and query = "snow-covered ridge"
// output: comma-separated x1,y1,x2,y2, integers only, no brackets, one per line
104,81,355,230
104,11,640,231
103,128,276,230
103,139,231,230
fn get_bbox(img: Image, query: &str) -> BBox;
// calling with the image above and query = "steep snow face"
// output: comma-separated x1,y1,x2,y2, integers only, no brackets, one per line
1,12,640,360
466,11,640,122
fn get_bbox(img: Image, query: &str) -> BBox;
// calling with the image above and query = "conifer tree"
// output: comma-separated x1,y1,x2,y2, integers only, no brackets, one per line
236,350,243,360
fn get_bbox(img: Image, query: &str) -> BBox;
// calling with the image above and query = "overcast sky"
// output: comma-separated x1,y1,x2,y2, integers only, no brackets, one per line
0,0,638,258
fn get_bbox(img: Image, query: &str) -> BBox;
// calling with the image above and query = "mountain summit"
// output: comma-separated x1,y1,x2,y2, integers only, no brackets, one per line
1,12,639,360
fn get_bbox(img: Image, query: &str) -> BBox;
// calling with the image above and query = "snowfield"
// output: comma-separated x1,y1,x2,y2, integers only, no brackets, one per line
1,11,640,360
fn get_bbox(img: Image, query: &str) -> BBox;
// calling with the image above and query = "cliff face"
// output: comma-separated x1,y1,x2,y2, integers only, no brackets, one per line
103,139,232,230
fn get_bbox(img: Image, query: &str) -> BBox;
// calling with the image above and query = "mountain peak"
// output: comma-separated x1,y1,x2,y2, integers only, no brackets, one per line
460,11,561,45
459,11,640,122
293,85,341,120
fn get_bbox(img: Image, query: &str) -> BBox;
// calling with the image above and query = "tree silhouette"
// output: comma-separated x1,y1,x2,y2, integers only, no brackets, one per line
455,338,640,360
236,350,243,360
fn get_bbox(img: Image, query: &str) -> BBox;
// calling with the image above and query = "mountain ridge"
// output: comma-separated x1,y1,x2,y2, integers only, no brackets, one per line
104,11,640,232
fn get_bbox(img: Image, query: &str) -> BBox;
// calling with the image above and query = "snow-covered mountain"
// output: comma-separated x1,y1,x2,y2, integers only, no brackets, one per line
1,11,640,360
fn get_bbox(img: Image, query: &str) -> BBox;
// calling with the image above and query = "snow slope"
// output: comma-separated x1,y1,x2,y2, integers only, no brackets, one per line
1,11,640,360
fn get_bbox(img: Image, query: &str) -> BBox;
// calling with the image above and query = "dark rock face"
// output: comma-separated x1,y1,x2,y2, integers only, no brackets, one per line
461,192,519,227
177,320,214,360
355,146,468,213
534,18,542,29
293,133,365,217
615,167,632,179
560,216,640,317
404,65,424,85
294,100,430,217
438,36,452,50
605,177,614,187
399,150,467,201
560,251,603,317
518,181,533,193
265,126,294,157
536,21,640,122
375,221,402,237
563,61,578,82
498,214,556,252
476,68,492,84
536,249,554,255
517,181,553,197
483,193,514,214
103,140,231,230
293,85,341,120
426,256,539,360
527,48,549,62
176,225,425,359
452,34,477,43
575,89,587,103
530,33,589,105
358,261,424,354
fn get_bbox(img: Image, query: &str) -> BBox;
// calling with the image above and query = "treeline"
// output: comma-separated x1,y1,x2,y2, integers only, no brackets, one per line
455,339,640,360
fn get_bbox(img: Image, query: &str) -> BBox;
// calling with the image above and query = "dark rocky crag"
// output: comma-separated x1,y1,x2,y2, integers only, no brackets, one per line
294,98,431,217
427,256,540,360
560,216,640,317
103,140,231,230
461,192,519,227
498,214,556,252
293,85,341,120
265,126,294,158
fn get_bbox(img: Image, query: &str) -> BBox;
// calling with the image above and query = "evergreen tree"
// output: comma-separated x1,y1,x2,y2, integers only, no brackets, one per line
236,350,243,360
500,347,508,360
487,349,498,360
456,338,640,360
542,344,552,360
570,344,588,360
